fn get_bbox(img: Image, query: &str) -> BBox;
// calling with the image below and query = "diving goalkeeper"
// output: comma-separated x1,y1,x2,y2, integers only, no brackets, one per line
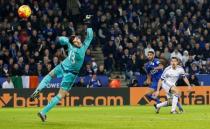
30,15,93,122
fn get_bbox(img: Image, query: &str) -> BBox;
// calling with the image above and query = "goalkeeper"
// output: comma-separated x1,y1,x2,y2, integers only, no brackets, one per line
30,15,93,122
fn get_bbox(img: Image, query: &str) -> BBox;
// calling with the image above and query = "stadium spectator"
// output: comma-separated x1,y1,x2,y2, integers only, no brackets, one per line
103,40,116,58
200,63,209,74
84,49,92,65
109,76,121,88
182,50,189,66
87,74,102,88
193,43,202,59
1,0,210,87
144,44,154,56
190,63,200,74
128,79,138,87
171,48,183,61
2,75,14,89
17,57,25,70
114,46,124,70
11,63,22,76
185,55,195,73
75,77,86,87
203,43,210,59
207,60,210,73
82,63,93,76
121,49,130,71
97,64,106,75
0,59,4,76
91,58,98,73
189,74,200,86
104,54,114,75
52,56,59,68
23,64,32,75
163,47,171,61
35,63,47,76
46,63,52,73
126,54,140,79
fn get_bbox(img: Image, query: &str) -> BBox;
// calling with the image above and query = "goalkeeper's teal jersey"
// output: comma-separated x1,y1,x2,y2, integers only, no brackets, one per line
58,28,93,73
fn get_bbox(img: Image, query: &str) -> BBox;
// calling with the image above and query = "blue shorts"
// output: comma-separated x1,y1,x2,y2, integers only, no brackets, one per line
150,81,158,90
53,64,78,91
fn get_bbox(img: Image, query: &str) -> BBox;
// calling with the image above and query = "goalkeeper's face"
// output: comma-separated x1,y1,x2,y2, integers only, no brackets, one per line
72,37,82,48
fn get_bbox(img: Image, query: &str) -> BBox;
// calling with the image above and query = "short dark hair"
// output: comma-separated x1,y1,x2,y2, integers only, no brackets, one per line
148,51,155,54
69,35,76,43
171,56,179,61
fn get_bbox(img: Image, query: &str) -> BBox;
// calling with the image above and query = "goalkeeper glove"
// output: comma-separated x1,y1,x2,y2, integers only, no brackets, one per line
83,15,93,27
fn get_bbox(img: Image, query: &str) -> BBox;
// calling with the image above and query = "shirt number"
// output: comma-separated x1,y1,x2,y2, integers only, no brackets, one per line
69,51,75,64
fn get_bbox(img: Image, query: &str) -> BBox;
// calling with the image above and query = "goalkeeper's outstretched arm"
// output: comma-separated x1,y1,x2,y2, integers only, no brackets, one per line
83,28,93,48
83,15,93,49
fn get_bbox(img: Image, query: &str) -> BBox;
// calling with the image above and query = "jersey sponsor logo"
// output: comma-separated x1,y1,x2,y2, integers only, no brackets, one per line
150,69,158,74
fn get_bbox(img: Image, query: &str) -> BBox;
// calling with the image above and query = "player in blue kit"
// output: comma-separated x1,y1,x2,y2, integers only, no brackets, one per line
144,51,163,104
144,51,183,112
30,15,93,122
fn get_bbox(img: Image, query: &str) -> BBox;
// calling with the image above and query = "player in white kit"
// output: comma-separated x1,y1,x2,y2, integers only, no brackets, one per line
154,57,191,114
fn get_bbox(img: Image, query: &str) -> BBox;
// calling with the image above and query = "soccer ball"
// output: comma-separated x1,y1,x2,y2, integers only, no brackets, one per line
18,5,32,19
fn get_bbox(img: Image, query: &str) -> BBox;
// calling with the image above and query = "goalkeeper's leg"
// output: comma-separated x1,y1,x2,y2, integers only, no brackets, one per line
30,71,54,100
38,88,68,122
38,73,77,122
30,64,62,100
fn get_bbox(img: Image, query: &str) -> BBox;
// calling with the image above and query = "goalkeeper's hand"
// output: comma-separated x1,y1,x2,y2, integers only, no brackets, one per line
84,15,93,24
85,15,92,20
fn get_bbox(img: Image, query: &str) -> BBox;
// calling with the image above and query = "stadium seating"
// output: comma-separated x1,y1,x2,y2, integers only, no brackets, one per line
0,0,210,87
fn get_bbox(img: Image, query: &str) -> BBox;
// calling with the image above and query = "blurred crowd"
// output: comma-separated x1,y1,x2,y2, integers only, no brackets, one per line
0,0,99,77
0,0,210,81
92,0,210,76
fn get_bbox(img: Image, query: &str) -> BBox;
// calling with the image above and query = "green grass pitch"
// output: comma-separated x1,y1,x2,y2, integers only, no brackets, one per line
0,106,210,129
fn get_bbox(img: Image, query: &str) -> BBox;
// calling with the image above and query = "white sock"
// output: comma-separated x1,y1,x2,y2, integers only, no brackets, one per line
156,101,168,108
171,95,179,112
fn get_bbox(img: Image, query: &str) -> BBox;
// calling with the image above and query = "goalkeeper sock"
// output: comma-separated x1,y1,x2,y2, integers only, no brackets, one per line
35,74,52,92
41,95,62,115
156,101,168,108
146,94,161,104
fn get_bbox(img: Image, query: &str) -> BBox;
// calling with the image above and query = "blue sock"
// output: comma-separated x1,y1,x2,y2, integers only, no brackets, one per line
41,95,62,115
146,94,161,104
36,74,52,92
177,102,183,110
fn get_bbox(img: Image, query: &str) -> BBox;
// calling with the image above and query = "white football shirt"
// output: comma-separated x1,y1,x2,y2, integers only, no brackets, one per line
161,65,186,86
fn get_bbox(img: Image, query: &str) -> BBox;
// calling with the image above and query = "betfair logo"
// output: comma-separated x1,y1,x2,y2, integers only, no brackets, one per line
130,87,151,105
0,93,12,107
137,96,151,105
130,87,166,105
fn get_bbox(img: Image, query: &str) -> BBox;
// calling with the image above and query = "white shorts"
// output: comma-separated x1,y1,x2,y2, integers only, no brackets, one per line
162,81,171,93
162,81,175,99
166,92,173,99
